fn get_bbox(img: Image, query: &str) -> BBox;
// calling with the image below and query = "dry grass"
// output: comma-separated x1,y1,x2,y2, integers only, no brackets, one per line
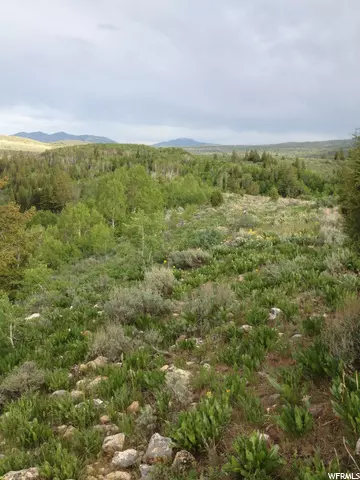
0,135,87,152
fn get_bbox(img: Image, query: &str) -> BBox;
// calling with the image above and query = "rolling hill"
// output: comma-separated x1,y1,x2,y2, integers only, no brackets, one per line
14,131,117,144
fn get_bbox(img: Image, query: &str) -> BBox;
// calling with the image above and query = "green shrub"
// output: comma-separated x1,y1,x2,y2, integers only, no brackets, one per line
295,339,340,379
168,249,211,269
186,228,224,250
143,266,176,297
0,361,45,406
269,186,280,201
331,371,360,438
268,366,307,405
275,403,313,437
302,317,323,337
171,393,232,451
40,439,83,480
324,299,360,370
224,432,283,479
45,369,70,392
89,323,140,361
210,190,224,207
184,283,237,329
1,395,52,448
295,452,341,480
339,133,360,250
105,285,173,324
238,392,265,425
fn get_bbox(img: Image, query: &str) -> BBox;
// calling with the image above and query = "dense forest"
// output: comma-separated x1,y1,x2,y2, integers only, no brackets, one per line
0,140,359,480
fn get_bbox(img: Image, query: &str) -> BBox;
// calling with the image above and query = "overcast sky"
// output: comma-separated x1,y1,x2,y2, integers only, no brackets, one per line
0,0,358,144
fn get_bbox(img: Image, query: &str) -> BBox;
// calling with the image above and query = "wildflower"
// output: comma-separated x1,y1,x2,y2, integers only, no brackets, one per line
206,391,212,398
226,389,231,393
163,259,167,264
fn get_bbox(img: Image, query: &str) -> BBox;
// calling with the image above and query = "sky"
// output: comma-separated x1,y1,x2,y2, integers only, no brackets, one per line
0,0,359,145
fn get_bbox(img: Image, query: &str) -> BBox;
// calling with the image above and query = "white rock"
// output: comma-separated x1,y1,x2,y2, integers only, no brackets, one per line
25,313,40,320
112,449,139,468
51,390,69,398
139,464,154,479
102,433,125,454
105,473,132,480
356,437,360,455
143,433,173,464
240,324,253,332
3,468,40,480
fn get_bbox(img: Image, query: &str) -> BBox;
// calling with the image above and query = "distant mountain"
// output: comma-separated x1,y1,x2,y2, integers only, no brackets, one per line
154,138,214,148
14,131,117,144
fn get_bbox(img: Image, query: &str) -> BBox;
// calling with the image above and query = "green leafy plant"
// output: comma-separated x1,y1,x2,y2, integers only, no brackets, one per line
331,371,360,438
294,452,341,480
224,432,283,479
295,339,340,379
171,393,232,451
275,403,314,437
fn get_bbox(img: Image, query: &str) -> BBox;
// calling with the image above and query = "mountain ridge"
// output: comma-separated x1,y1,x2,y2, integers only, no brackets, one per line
154,137,214,147
14,131,117,144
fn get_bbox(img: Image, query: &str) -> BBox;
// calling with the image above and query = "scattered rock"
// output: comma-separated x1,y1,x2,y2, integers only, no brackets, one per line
3,468,40,480
165,367,192,404
143,433,173,464
105,473,132,480
268,308,282,321
102,433,125,455
94,424,120,436
240,324,253,332
84,356,109,371
25,313,40,321
70,390,84,402
112,449,139,468
172,450,196,473
186,361,195,366
93,398,105,408
176,335,187,344
356,438,360,456
127,401,140,414
100,415,111,425
160,365,169,372
62,425,77,441
202,363,211,370
51,390,69,398
291,334,302,340
76,379,88,390
139,464,154,479
88,376,108,391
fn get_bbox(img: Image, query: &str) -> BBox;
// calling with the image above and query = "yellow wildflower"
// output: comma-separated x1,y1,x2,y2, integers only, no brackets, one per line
163,260,167,264
206,391,212,398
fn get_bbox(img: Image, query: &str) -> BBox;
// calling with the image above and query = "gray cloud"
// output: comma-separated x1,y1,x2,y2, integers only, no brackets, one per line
0,0,358,143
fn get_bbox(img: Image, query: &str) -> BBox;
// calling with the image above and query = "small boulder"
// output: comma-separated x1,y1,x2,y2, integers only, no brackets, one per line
291,334,302,340
62,425,77,441
25,313,40,321
94,424,120,436
127,401,140,414
100,415,111,425
51,390,69,398
3,468,40,480
88,376,108,391
143,433,173,464
139,464,154,479
172,450,196,473
105,473,131,480
240,324,253,332
160,365,169,372
70,390,84,402
356,438,360,455
112,449,139,468
76,379,88,390
93,398,105,408
102,433,125,455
